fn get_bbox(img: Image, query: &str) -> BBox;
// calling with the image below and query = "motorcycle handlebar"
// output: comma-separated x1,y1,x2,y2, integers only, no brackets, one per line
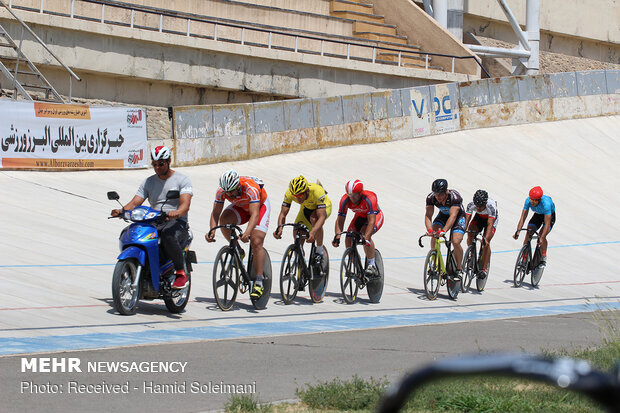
377,353,620,413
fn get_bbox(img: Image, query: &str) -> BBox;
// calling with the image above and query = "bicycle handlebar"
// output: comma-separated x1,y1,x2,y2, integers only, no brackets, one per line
277,222,309,237
377,353,620,413
515,227,540,239
418,232,448,248
334,231,366,246
208,224,243,238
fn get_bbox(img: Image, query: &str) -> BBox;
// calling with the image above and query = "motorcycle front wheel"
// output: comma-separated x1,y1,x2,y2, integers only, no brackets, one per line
112,258,141,315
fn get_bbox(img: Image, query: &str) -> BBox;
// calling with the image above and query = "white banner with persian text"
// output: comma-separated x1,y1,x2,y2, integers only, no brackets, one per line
0,101,147,169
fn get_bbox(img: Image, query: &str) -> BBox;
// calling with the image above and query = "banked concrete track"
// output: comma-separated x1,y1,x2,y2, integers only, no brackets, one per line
0,116,618,355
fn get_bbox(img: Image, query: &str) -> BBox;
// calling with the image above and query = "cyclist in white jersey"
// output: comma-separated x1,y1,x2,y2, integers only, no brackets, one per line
464,190,497,279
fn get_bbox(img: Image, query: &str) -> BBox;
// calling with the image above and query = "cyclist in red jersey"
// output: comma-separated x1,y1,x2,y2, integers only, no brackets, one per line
205,169,270,299
332,179,384,278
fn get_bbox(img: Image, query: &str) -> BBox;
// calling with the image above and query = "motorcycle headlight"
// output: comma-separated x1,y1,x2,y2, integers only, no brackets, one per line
130,208,148,221
145,211,158,220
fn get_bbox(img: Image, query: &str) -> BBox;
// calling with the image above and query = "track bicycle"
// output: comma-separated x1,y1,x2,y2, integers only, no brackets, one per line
208,224,272,310
334,231,384,304
418,232,461,300
462,230,491,293
513,228,545,288
277,223,330,304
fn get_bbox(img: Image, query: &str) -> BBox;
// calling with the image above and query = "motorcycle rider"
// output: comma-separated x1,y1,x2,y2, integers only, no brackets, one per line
111,146,193,289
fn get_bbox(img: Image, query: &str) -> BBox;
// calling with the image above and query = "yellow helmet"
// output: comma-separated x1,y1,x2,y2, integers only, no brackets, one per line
289,175,308,196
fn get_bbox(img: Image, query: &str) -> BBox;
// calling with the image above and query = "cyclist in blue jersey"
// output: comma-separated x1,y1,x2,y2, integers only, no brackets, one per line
513,186,556,268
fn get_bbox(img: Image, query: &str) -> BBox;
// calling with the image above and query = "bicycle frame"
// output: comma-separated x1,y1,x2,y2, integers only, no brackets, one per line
336,231,366,283
278,223,313,281
210,224,254,287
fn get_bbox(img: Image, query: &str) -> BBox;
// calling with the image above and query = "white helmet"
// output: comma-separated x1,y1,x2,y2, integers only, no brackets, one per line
151,145,171,161
219,169,240,192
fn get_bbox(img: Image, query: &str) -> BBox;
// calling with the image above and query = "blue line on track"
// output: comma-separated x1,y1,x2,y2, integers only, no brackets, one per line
2,301,619,355
2,241,618,268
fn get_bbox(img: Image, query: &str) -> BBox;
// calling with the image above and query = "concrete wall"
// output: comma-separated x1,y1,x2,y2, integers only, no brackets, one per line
0,4,472,107
171,70,619,165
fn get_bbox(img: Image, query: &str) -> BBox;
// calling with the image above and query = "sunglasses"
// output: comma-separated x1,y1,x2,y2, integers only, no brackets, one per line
152,161,167,167
293,192,306,198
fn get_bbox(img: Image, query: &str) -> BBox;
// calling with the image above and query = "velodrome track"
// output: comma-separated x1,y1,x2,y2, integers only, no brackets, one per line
1,115,619,355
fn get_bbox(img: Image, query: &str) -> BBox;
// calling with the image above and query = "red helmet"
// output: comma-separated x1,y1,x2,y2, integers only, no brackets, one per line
529,186,543,200
345,179,364,194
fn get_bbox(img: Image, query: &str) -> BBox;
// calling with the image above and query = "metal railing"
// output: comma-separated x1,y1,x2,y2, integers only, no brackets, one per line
1,0,81,101
5,0,489,77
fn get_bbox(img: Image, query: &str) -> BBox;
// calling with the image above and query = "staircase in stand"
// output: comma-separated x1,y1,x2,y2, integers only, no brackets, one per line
0,0,80,102
329,0,443,71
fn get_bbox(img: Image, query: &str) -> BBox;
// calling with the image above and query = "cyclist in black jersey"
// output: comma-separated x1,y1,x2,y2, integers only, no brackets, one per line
424,179,466,277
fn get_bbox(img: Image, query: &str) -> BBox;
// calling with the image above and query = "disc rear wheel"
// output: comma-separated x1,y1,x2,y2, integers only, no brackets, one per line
309,248,329,303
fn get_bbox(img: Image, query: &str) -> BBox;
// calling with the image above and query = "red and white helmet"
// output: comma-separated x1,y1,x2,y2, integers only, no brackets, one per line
151,145,171,161
345,179,364,195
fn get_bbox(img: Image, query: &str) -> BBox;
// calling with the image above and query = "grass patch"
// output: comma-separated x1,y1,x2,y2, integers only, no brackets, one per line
296,375,389,410
225,394,272,413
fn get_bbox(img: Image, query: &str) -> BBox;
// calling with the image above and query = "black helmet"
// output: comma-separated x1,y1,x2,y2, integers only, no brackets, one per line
432,179,448,193
473,189,488,207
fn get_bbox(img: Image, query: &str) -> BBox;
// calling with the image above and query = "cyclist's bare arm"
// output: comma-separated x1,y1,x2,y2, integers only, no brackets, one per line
485,216,496,243
424,205,434,231
540,214,552,241
242,202,261,241
513,209,529,239
464,213,472,231
333,215,346,246
206,202,224,242
309,207,327,241
364,213,376,242
442,205,460,231
274,204,290,238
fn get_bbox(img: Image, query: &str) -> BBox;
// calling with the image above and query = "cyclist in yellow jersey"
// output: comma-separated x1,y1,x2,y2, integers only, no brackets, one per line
274,176,332,265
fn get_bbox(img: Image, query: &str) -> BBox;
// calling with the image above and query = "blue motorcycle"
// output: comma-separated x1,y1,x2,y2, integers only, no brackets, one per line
107,190,197,315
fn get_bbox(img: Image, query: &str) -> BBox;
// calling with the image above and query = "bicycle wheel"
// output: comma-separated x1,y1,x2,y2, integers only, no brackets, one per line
280,244,301,304
309,248,329,303
513,245,529,288
476,249,490,292
446,254,460,300
531,246,544,287
250,248,272,310
461,245,476,293
367,249,384,303
340,247,359,304
212,246,239,311
423,250,440,300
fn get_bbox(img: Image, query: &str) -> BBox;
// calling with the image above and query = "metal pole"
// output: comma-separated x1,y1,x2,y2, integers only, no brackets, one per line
497,0,530,51
214,24,217,41
131,9,134,28
39,0,43,13
526,0,540,74
432,0,447,29
101,4,104,23
159,14,163,32
70,0,74,18
186,18,190,36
